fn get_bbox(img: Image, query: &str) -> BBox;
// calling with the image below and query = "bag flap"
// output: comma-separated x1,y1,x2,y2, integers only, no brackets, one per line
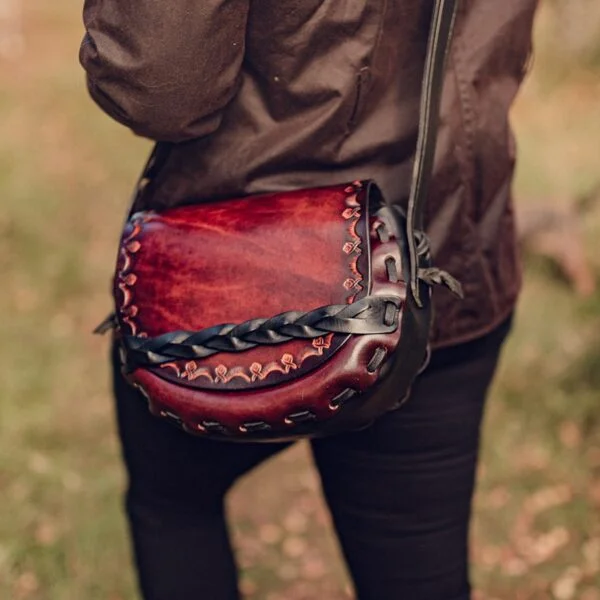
115,182,375,390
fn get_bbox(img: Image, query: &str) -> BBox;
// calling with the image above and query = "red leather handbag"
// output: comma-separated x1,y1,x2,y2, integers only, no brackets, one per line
100,0,462,442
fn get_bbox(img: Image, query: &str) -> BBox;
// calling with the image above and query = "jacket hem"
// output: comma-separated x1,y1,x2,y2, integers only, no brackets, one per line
430,299,518,351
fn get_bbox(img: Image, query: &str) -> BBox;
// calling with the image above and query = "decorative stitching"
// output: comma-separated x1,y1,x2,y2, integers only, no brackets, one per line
367,347,388,373
284,410,317,425
329,388,358,411
159,410,183,426
239,421,271,434
159,334,334,384
342,182,365,303
201,421,229,435
117,217,150,337
385,257,399,283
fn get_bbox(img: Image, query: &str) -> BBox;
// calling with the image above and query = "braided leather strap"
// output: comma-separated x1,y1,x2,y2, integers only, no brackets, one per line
123,295,401,370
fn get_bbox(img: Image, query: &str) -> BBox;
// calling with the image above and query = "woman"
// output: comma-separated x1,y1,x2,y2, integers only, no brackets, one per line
81,1,538,598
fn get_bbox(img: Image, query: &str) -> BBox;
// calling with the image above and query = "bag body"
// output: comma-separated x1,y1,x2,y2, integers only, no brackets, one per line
114,181,433,440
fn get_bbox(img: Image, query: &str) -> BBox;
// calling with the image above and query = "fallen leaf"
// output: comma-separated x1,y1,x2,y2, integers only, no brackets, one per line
282,536,307,558
259,524,283,545
551,566,582,600
559,421,582,449
14,572,39,599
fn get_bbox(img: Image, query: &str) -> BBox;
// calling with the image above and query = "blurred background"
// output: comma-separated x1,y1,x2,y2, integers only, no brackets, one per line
1,1,600,598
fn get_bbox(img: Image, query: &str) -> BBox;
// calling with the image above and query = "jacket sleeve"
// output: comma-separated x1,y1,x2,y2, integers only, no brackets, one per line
80,0,249,142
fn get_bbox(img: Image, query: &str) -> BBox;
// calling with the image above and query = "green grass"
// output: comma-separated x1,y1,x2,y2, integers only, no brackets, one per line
2,2,600,598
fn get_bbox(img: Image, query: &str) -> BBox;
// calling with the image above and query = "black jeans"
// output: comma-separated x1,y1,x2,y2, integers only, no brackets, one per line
112,317,512,600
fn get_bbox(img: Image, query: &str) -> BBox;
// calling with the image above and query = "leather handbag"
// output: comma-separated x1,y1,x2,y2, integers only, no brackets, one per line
99,0,462,442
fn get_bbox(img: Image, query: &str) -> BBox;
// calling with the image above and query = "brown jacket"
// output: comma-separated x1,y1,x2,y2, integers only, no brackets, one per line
81,0,538,348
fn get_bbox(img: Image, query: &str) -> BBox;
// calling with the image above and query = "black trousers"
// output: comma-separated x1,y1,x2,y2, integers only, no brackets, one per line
112,317,511,600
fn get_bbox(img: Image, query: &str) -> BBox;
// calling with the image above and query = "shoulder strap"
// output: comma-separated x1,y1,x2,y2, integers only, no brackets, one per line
406,0,458,306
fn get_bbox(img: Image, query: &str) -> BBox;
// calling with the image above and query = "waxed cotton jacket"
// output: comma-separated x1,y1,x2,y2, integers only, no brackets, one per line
81,0,539,348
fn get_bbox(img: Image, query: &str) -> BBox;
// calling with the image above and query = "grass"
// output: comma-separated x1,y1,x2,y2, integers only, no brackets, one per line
1,1,600,598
